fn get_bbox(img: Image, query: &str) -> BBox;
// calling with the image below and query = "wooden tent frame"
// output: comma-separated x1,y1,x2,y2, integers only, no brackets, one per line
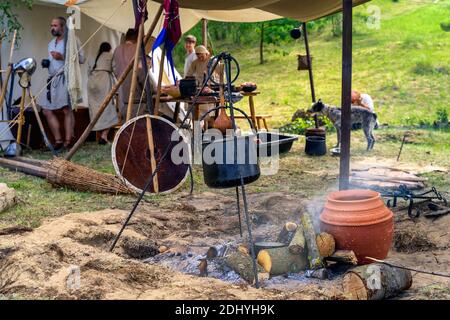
64,0,354,190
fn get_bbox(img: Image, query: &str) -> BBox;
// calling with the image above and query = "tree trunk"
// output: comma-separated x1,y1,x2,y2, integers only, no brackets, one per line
301,212,324,269
316,232,335,257
225,251,268,284
288,224,305,254
343,263,413,300
276,222,298,244
257,247,308,276
325,250,358,265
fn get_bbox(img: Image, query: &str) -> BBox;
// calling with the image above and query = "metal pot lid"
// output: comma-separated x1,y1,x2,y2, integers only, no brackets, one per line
112,115,190,194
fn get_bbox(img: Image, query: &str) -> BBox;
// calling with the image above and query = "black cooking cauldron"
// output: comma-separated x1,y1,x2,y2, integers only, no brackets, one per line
201,106,260,189
305,135,327,156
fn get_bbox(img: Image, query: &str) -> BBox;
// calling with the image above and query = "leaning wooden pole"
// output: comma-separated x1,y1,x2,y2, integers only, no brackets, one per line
202,18,208,47
302,22,318,128
0,30,17,114
126,21,145,122
153,45,166,115
339,0,353,190
65,5,164,161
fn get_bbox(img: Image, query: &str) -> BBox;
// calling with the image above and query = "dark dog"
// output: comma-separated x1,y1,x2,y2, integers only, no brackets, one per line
309,99,377,150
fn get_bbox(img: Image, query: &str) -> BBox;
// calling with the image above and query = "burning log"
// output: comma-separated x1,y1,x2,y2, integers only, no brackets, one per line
225,251,268,284
325,250,358,265
288,224,305,254
316,232,335,257
257,247,308,276
276,222,298,244
343,263,412,300
301,212,324,269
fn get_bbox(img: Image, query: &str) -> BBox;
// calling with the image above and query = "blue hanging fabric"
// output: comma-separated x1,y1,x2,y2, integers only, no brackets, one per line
151,0,181,84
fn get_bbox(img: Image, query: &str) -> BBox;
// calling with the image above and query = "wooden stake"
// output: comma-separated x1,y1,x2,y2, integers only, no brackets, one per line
16,88,26,144
153,45,166,116
0,30,17,114
126,21,145,122
145,116,159,193
65,5,163,161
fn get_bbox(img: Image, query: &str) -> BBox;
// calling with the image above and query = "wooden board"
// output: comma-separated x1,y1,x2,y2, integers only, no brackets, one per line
112,115,190,194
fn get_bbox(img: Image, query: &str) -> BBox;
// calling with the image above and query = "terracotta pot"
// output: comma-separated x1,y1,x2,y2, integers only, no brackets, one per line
320,189,394,265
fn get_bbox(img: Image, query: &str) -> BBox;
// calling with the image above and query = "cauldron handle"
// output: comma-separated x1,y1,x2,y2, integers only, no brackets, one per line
198,105,257,135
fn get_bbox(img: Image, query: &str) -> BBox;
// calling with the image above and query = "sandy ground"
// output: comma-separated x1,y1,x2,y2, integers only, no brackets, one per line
0,192,448,300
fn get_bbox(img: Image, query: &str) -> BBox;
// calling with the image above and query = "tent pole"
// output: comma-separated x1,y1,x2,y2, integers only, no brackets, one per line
302,21,318,128
202,18,208,47
339,0,353,190
65,5,164,161
126,20,145,122
153,44,166,116
134,0,155,115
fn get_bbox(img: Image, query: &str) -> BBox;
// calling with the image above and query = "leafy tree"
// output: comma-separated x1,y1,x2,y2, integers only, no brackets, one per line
0,0,34,41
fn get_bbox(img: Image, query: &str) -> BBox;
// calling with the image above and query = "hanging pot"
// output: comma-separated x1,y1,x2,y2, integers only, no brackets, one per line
305,135,326,156
320,189,394,265
202,134,260,188
201,106,260,189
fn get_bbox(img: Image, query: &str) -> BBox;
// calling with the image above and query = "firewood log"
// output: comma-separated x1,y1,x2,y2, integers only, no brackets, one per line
343,263,412,300
225,251,269,284
276,222,298,244
288,224,305,254
257,247,308,276
316,232,335,257
325,250,358,265
301,212,324,269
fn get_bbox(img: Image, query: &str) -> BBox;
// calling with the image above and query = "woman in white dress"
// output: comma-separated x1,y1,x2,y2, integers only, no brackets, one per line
88,42,118,144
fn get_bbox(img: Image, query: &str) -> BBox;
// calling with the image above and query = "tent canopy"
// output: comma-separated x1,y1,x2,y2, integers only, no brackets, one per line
36,0,369,34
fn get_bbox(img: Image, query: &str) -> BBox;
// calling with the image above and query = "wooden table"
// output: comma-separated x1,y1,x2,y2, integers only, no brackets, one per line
158,95,218,125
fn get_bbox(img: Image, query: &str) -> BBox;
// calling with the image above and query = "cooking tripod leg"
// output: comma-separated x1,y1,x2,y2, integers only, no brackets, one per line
240,177,259,288
235,187,243,237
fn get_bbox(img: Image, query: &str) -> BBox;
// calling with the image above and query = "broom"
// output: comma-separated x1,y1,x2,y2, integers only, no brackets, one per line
0,157,134,195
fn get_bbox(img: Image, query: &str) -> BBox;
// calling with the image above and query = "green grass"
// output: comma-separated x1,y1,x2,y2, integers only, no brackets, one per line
1,128,449,228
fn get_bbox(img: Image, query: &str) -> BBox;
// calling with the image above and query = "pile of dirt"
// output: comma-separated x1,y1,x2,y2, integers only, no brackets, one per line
394,228,437,253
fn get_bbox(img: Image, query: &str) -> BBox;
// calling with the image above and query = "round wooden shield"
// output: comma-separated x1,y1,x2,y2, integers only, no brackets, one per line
112,115,190,194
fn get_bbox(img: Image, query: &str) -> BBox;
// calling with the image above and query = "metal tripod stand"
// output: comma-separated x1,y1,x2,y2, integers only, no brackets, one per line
109,52,261,288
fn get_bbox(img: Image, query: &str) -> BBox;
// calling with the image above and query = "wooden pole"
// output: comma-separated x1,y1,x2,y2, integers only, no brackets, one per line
126,21,145,122
0,157,48,178
153,45,166,116
302,22,318,128
339,0,353,191
145,116,159,193
202,19,208,47
65,5,164,161
0,30,17,114
16,88,26,144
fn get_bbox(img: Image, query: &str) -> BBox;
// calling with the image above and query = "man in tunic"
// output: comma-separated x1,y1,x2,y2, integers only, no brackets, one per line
41,17,85,151
183,35,197,77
